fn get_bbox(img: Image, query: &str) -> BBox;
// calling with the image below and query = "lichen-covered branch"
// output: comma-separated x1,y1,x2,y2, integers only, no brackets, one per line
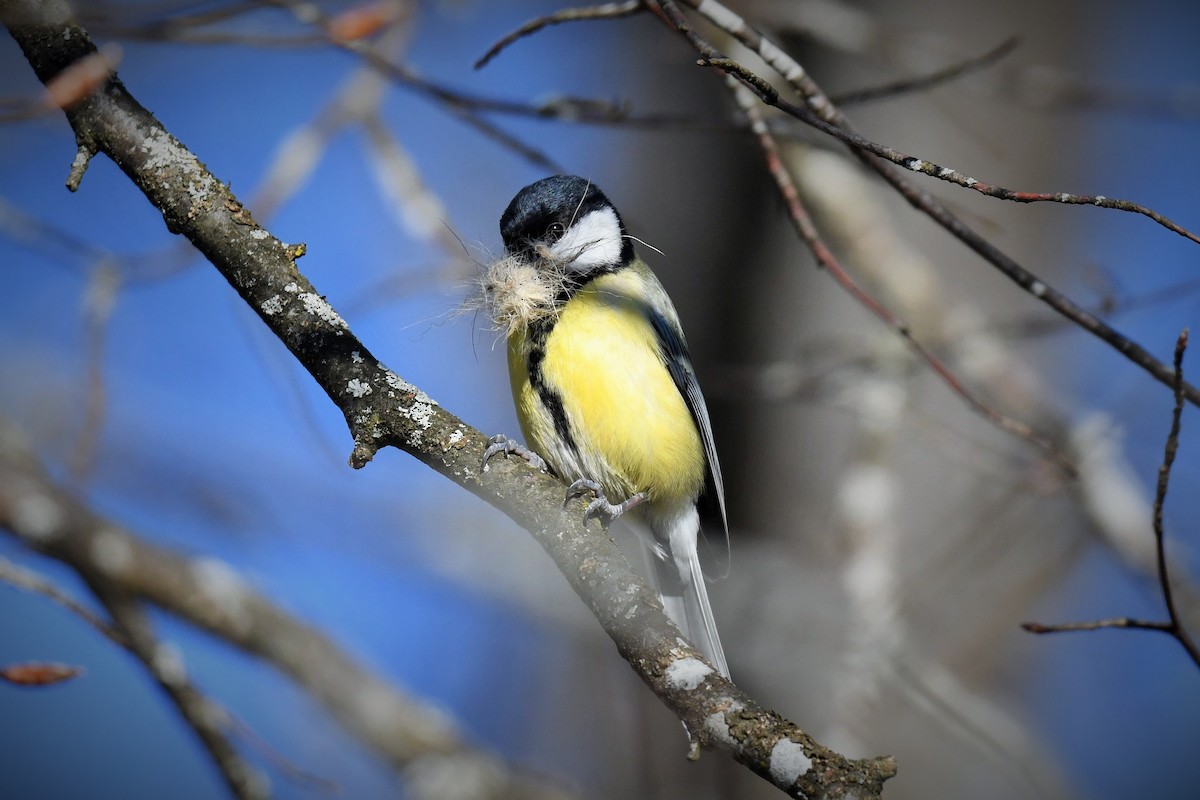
2,1,894,796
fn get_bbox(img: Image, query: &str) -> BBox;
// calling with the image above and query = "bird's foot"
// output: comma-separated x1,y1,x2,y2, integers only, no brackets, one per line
481,434,548,472
564,479,647,528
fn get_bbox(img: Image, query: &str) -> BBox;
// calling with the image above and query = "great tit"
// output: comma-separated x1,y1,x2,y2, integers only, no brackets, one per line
480,175,729,677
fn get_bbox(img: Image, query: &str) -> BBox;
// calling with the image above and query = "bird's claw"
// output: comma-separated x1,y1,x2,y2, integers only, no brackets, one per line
564,479,647,528
481,434,547,472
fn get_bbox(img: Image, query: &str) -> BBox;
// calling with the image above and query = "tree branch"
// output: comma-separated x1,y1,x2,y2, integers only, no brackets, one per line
1023,330,1200,670
94,589,269,800
474,0,644,70
1,1,895,796
727,77,1074,475
0,416,572,800
649,0,1200,408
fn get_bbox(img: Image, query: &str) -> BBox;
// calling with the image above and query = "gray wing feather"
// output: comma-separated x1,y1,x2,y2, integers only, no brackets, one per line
648,308,728,536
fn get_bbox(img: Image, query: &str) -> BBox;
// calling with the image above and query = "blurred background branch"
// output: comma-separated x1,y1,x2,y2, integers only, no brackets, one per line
0,413,573,800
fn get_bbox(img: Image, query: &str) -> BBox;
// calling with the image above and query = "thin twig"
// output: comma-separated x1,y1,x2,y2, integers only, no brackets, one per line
94,591,268,800
68,263,118,483
729,79,1073,474
227,713,342,796
670,0,1200,245
830,36,1020,107
1,553,339,792
77,0,265,40
0,556,125,645
1023,330,1200,670
475,0,643,69
1152,330,1200,666
269,0,563,171
1021,619,1172,634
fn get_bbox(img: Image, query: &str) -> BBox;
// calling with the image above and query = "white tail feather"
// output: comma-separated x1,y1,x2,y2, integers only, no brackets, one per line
644,505,729,678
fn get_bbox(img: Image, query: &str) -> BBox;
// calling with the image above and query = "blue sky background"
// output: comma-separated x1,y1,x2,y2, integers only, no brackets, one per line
2,1,1199,798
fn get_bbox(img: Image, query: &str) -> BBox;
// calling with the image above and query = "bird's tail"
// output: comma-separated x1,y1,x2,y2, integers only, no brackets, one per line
645,506,729,678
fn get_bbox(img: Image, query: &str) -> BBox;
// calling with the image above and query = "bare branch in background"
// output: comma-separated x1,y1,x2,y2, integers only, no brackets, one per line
1024,330,1200,670
646,0,1200,408
0,556,123,643
0,549,268,799
756,0,1200,119
95,591,270,800
829,36,1019,106
474,0,643,70
727,77,1072,474
0,416,574,800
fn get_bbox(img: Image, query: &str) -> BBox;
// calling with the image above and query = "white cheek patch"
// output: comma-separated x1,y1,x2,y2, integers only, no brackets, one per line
550,207,623,270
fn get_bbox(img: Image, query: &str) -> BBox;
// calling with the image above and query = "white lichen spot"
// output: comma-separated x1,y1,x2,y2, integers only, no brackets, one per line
769,738,813,786
140,128,179,172
190,558,250,634
283,282,299,294
351,351,364,364
1094,195,1107,205
447,429,464,446
906,159,927,172
13,492,64,543
347,378,372,398
184,178,212,202
380,371,439,443
299,292,347,330
141,128,214,199
703,699,743,747
704,712,732,746
384,372,438,406
398,398,436,444
152,641,187,686
964,177,978,187
665,657,713,691
1030,280,1047,297
937,166,954,178
1056,192,1070,202
91,528,134,576
69,148,90,179
260,295,283,316
250,229,269,240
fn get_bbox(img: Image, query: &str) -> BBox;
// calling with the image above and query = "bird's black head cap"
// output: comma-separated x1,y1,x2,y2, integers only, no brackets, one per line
500,175,633,265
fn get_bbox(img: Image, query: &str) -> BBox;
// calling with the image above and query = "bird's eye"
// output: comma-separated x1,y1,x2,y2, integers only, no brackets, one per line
547,221,566,240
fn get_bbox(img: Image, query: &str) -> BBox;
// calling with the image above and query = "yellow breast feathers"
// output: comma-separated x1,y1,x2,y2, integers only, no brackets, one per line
508,268,705,509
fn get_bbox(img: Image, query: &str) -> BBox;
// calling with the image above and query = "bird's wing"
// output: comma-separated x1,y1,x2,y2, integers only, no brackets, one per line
648,308,728,538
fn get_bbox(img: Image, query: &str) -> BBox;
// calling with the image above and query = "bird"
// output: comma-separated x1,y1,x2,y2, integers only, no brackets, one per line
480,175,729,678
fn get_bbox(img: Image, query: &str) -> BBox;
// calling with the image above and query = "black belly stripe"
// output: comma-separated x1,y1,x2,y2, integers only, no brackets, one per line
527,317,578,455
